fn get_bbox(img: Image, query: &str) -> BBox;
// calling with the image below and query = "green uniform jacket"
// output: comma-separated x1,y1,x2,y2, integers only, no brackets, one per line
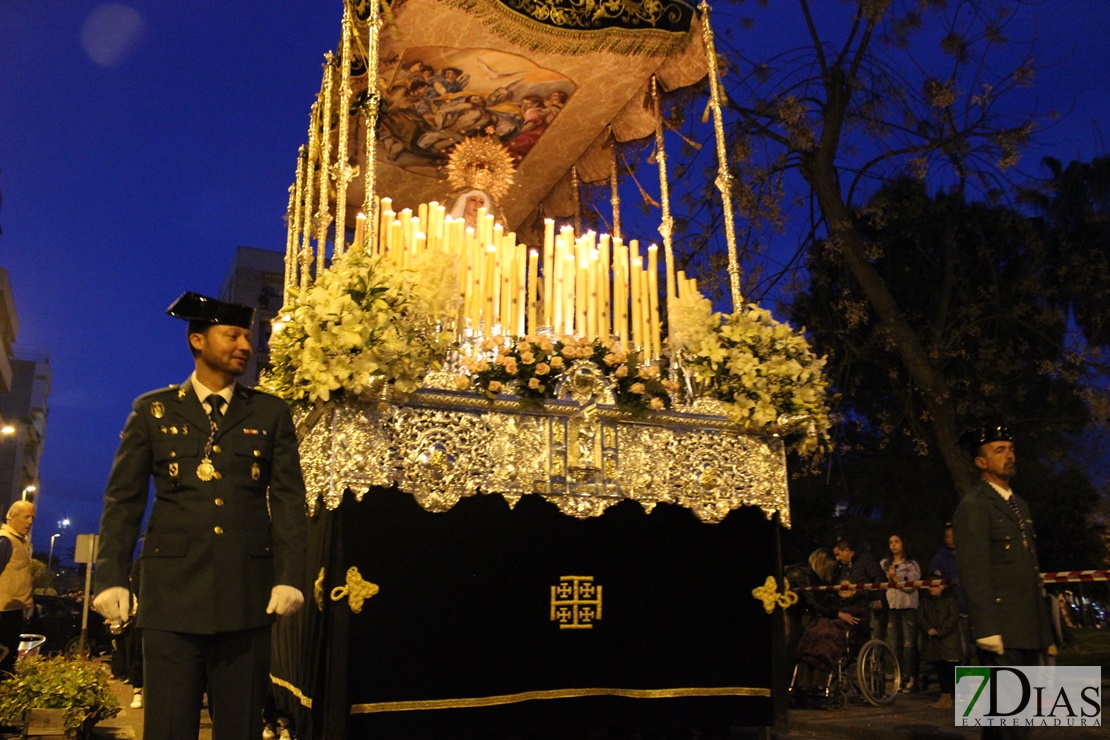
94,379,307,634
952,479,1050,652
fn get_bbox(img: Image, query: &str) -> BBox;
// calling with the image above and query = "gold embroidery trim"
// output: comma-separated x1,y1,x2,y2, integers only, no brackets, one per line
330,566,380,613
314,567,326,611
351,686,770,714
752,575,797,614
270,674,313,709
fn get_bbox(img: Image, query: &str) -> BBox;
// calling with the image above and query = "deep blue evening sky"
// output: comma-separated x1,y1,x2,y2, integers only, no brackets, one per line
2,1,1108,559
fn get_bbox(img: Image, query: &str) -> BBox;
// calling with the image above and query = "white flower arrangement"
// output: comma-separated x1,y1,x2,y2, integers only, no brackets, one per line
678,304,832,454
261,248,458,406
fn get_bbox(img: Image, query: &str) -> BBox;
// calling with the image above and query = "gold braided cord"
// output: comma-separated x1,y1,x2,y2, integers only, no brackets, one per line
751,575,797,614
334,8,354,255
440,0,694,58
571,165,581,235
698,1,742,309
269,674,314,709
609,127,621,240
351,685,771,713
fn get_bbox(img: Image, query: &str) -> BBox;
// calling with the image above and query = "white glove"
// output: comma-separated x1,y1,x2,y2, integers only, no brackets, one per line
266,585,304,616
93,587,132,625
976,634,1005,655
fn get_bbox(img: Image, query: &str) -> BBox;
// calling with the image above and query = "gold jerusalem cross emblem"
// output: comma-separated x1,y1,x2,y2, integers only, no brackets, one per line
550,575,602,630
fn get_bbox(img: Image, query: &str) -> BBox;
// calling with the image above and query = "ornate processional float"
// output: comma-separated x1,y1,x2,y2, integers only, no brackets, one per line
263,1,832,737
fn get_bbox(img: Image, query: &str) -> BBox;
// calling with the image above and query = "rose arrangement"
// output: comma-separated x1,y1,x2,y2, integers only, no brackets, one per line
457,334,675,415
261,247,459,408
678,301,831,454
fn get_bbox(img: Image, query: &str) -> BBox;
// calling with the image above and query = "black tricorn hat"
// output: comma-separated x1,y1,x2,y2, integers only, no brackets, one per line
956,425,1014,454
166,292,255,329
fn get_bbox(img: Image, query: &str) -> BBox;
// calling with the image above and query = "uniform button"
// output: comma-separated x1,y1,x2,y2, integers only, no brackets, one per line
253,449,261,457
170,451,176,458
995,597,1002,603
1004,544,1011,550
213,444,222,454
214,498,224,507
214,526,224,535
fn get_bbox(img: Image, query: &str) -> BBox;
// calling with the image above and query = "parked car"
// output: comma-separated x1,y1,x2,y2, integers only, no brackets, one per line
23,594,112,657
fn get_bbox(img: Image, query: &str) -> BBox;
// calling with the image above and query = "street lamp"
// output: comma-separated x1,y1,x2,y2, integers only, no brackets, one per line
22,485,36,500
0,425,14,436
48,533,61,570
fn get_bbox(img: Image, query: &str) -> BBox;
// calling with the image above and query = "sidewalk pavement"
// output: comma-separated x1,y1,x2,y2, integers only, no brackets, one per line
85,679,1105,740
779,683,1107,740
91,677,212,740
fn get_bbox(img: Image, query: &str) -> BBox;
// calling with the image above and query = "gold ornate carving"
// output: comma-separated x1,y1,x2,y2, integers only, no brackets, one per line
751,575,797,615
330,566,381,614
550,575,602,630
314,567,326,611
297,388,790,524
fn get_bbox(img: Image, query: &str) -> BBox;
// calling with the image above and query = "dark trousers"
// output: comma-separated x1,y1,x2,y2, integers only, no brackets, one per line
0,609,25,677
143,626,271,740
973,647,1040,740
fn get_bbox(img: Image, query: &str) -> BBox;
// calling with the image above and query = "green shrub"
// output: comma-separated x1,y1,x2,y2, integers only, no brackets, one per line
0,655,120,737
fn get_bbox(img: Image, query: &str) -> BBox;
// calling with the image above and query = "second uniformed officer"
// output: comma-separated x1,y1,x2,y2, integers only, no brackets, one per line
93,292,307,740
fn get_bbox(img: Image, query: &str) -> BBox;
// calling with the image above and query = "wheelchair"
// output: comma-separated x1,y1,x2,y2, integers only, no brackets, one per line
789,626,901,709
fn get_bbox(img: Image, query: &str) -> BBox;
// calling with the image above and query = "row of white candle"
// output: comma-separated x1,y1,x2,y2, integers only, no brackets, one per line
352,199,698,357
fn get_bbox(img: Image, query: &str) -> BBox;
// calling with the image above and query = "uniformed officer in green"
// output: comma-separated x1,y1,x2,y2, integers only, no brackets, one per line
93,292,307,740
953,425,1050,740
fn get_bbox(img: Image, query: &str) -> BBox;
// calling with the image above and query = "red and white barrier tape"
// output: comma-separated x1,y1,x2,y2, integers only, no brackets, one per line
791,569,1109,592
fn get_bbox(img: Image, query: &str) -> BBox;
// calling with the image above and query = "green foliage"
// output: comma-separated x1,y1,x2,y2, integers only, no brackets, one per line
0,655,120,737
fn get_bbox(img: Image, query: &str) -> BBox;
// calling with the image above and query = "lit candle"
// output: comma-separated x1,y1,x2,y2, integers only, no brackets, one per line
528,249,539,333
352,212,366,253
647,244,660,356
576,243,588,338
649,258,662,360
588,247,600,340
641,268,654,360
599,234,611,337
543,219,555,326
485,244,498,333
630,255,643,350
676,269,686,299
564,252,577,335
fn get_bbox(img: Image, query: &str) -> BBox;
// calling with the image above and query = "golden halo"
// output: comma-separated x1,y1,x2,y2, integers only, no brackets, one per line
445,136,516,203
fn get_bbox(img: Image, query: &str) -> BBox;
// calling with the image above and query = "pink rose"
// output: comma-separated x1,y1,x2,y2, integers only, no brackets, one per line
488,380,503,393
649,397,665,410
549,356,565,369
520,351,536,364
614,365,628,378
603,353,620,366
630,382,646,395
535,362,551,376
661,379,679,393
453,375,471,390
528,377,541,390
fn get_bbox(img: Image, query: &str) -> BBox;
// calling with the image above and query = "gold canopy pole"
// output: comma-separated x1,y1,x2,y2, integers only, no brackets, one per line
651,75,675,337
609,126,621,241
289,146,308,297
571,166,581,236
334,7,355,255
699,1,742,308
361,0,384,252
301,100,321,292
316,55,337,276
283,173,297,301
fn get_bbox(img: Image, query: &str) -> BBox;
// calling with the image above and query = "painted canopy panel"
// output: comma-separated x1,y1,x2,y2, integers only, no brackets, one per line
328,0,707,236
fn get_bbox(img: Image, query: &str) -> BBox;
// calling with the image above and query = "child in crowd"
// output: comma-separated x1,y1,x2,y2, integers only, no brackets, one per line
918,570,963,708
